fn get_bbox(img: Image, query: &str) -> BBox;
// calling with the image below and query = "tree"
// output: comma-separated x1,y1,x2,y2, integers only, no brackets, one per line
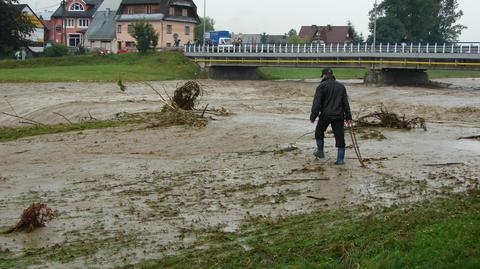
347,20,364,43
368,0,465,43
0,0,35,56
287,29,297,37
194,17,215,44
131,21,159,53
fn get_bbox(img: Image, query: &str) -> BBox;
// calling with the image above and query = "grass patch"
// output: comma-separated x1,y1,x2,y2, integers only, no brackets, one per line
259,67,480,80
427,70,480,79
128,190,480,269
0,51,201,82
0,118,132,142
259,67,368,80
0,110,205,142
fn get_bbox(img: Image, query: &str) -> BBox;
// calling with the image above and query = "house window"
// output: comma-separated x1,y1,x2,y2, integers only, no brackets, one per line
146,5,152,14
117,24,122,33
68,33,81,47
166,42,171,47
126,41,135,47
64,18,74,28
169,7,174,15
78,19,89,28
70,3,84,11
166,25,172,34
127,7,134,14
127,24,134,34
185,26,190,35
182,8,187,17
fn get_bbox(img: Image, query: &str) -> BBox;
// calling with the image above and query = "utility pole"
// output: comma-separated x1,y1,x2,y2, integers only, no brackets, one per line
373,0,378,47
62,0,66,46
203,0,206,46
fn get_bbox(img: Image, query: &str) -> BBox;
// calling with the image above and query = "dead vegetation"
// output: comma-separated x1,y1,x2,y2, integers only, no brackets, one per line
356,104,427,131
2,203,54,234
172,80,202,110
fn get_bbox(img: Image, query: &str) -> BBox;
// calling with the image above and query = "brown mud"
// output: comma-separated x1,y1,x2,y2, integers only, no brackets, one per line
0,79,479,268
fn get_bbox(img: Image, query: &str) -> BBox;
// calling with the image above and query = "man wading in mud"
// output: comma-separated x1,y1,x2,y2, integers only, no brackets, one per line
310,68,352,165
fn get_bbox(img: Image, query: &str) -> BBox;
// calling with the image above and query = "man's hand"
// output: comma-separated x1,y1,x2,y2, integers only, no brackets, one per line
311,119,316,124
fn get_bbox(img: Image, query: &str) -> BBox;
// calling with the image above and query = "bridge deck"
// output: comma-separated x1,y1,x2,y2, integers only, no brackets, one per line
184,43,480,70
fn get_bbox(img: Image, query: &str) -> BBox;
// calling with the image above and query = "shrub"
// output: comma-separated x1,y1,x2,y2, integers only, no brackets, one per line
44,44,69,57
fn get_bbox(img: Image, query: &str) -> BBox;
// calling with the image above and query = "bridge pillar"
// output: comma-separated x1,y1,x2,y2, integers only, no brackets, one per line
365,69,429,86
206,66,262,80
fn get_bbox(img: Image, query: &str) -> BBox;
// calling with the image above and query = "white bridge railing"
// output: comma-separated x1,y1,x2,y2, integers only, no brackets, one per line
185,42,480,55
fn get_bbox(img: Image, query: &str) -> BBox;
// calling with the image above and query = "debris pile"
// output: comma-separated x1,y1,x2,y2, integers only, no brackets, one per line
172,81,202,110
3,203,54,234
356,105,427,131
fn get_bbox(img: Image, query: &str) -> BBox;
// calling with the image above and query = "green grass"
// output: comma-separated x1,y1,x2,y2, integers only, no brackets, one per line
259,67,368,80
0,118,133,142
128,190,480,269
259,67,480,80
0,51,201,82
427,70,480,79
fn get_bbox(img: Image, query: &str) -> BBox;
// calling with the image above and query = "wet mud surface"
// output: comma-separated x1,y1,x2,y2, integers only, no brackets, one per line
0,79,479,268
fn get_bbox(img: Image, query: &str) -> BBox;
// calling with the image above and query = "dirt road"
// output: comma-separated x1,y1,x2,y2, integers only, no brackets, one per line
0,80,478,268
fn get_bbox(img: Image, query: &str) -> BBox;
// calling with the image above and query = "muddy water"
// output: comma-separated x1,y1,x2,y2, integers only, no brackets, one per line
0,80,479,268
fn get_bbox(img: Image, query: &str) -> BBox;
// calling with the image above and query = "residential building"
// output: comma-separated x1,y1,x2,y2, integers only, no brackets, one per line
15,4,46,54
265,35,288,44
48,0,104,47
116,0,200,51
299,25,352,44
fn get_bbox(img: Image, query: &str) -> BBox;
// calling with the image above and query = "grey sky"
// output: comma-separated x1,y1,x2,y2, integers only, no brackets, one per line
21,0,480,42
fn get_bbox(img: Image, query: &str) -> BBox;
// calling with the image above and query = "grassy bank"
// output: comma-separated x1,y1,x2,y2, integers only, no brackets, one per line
260,67,480,80
0,110,203,142
260,67,367,80
0,52,200,82
128,190,480,269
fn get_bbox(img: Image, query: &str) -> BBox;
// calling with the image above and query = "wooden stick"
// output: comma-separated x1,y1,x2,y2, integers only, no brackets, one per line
53,112,73,124
5,100,18,116
143,81,176,110
201,104,209,118
423,163,464,167
307,195,328,201
1,112,45,126
280,178,330,182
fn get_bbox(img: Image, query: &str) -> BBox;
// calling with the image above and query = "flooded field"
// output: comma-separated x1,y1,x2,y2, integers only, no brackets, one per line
0,79,479,268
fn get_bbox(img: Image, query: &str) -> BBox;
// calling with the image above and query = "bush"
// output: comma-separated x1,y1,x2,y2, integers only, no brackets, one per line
44,44,69,57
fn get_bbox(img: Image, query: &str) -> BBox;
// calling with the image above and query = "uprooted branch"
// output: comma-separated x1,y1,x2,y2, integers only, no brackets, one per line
2,203,54,234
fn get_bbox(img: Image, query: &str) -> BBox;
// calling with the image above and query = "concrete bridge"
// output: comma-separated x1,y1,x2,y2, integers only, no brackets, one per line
184,42,480,84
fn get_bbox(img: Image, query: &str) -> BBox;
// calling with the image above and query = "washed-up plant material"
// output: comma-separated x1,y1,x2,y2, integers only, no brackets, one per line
356,104,427,131
172,81,202,110
3,203,55,234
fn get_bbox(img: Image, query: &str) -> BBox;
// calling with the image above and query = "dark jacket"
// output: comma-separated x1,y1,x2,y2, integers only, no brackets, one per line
310,77,352,122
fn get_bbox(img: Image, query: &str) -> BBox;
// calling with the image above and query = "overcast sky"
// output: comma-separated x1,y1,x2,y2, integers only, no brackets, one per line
21,0,479,41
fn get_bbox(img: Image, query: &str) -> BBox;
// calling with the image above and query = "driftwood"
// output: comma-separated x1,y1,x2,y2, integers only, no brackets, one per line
3,203,54,234
423,163,464,167
356,104,427,131
307,196,329,201
172,81,202,110
280,178,330,183
458,135,480,141
53,112,73,124
1,112,46,126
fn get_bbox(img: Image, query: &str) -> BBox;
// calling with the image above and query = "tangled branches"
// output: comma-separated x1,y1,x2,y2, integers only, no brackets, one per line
356,105,427,131
3,203,54,234
172,81,202,110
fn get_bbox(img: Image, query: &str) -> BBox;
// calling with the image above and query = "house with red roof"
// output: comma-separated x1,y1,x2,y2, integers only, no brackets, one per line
299,25,352,44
